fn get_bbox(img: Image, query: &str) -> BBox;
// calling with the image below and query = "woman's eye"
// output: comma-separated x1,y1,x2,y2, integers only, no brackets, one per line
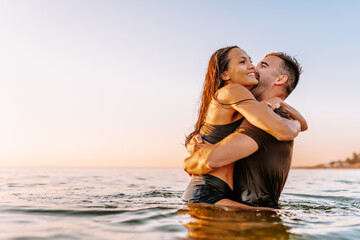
240,61,245,64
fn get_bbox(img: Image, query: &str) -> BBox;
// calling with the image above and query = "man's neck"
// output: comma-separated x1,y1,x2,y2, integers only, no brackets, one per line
257,89,286,101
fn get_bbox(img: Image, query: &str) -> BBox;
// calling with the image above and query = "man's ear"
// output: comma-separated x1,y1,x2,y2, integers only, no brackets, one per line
275,75,288,86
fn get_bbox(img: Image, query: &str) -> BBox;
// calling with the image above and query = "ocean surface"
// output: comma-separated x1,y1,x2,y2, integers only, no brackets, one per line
0,168,359,240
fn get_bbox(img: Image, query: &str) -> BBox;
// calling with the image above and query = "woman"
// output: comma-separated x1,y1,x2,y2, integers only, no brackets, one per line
182,46,307,208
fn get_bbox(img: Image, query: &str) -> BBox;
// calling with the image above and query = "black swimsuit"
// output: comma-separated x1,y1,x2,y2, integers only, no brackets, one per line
182,118,243,204
199,118,243,144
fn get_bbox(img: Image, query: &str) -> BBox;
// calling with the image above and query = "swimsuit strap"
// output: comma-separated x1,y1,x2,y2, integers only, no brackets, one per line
214,93,255,109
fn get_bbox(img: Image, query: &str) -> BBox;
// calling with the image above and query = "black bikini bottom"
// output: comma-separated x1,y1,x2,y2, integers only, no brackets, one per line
182,174,234,204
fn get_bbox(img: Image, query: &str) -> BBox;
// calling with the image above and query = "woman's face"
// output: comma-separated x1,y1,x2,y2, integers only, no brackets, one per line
222,48,258,89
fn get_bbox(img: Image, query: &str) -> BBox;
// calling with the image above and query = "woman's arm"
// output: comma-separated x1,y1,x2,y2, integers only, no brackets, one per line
263,97,308,131
280,101,308,131
217,84,301,141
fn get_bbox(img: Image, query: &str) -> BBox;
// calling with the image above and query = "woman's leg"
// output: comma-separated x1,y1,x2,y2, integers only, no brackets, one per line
215,198,274,211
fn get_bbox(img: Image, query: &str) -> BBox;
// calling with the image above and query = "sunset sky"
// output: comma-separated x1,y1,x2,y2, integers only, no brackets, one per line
1,0,359,168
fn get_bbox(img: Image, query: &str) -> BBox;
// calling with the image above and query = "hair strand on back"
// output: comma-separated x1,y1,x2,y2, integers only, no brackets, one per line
185,46,239,146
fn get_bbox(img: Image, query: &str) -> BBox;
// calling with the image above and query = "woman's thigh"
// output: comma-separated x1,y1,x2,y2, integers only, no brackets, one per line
215,199,273,211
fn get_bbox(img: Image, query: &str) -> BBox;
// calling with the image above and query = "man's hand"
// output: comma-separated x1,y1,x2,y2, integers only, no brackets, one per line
184,135,213,175
184,145,213,175
186,134,208,155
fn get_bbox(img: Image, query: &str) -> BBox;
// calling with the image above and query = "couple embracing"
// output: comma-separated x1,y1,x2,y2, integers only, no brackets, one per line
182,46,308,210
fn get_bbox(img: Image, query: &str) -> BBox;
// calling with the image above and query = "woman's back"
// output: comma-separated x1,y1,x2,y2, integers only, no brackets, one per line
200,116,243,144
199,118,243,189
200,88,247,189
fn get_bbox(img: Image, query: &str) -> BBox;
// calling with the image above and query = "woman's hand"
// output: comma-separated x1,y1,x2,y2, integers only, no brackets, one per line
263,97,283,110
263,97,308,132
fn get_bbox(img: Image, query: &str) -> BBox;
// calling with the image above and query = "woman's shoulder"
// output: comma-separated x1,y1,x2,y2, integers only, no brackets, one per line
216,83,255,104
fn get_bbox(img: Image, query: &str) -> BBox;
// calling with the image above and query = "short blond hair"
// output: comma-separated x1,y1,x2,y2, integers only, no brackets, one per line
265,52,302,96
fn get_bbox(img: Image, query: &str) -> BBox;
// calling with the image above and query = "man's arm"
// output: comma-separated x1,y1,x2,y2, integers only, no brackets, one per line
183,132,259,175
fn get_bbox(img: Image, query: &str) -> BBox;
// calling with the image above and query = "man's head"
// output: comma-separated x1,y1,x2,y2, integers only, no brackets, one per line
251,52,302,101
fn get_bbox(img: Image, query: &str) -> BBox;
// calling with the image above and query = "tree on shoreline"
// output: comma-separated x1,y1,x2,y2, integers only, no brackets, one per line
329,152,359,166
345,152,360,164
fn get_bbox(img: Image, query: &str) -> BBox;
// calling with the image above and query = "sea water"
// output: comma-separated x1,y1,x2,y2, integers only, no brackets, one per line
0,168,359,240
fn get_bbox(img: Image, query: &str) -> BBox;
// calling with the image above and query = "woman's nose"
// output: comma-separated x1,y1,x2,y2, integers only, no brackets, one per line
248,62,255,69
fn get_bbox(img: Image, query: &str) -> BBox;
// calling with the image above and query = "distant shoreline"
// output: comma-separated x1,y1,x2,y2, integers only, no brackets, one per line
292,163,360,169
293,152,360,169
292,166,360,169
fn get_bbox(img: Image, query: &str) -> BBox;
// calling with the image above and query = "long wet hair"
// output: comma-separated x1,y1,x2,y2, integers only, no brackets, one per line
185,46,239,146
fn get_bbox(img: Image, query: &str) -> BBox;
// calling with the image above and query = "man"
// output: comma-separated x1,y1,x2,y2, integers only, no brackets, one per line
183,52,307,208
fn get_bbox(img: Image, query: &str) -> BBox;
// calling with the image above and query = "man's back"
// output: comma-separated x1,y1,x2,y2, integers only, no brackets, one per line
233,108,294,208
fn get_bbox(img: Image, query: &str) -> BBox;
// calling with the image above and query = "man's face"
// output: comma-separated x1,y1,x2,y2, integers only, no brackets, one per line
251,56,283,100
